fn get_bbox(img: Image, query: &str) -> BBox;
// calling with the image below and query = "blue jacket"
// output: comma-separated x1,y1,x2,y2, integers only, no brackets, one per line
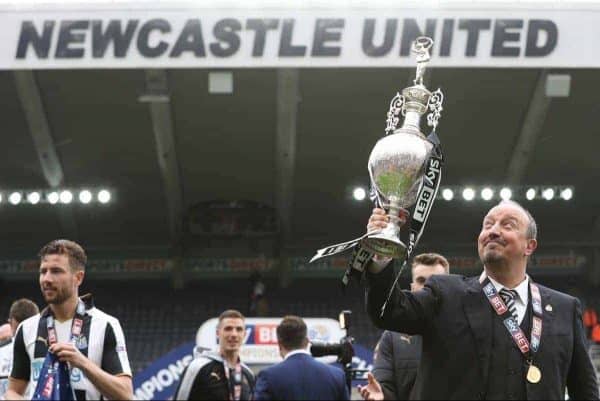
254,352,349,400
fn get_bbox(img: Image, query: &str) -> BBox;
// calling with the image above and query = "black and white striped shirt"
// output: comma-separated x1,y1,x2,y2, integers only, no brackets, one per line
10,296,131,401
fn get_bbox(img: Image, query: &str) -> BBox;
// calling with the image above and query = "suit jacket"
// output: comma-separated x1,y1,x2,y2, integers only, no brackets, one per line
372,331,421,400
253,352,350,401
366,268,599,400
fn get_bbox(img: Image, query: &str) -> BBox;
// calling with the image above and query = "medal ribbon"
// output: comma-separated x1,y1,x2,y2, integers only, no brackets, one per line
223,359,243,401
46,300,86,348
482,278,543,361
378,135,443,314
33,300,86,401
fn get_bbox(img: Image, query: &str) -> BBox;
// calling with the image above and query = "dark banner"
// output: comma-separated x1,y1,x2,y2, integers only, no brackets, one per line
0,253,585,280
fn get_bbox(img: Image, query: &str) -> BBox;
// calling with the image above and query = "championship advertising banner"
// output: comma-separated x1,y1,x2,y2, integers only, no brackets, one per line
133,317,374,400
0,253,586,279
133,342,195,401
196,317,345,364
1,3,600,69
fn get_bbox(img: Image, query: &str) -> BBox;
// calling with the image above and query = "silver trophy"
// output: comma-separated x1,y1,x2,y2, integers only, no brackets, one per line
360,37,444,259
309,36,444,272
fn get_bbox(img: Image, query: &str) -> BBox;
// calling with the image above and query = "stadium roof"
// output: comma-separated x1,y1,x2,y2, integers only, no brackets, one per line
0,1,598,258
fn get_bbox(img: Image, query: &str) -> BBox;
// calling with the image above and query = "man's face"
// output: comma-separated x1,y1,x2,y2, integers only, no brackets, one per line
218,318,246,354
478,203,537,266
410,263,447,292
39,254,83,305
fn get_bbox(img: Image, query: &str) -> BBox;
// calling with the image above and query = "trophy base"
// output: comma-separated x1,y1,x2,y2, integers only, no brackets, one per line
361,233,407,259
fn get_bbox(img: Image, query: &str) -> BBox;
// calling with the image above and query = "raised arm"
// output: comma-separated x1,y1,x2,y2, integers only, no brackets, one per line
366,264,442,334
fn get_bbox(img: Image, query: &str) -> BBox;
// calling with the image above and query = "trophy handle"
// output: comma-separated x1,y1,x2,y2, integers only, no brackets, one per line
426,89,444,130
385,92,405,135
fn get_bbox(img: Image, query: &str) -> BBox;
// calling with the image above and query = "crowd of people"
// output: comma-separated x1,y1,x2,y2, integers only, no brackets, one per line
0,200,599,400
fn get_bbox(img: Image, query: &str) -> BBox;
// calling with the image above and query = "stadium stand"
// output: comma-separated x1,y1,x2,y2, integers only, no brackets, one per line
0,278,380,374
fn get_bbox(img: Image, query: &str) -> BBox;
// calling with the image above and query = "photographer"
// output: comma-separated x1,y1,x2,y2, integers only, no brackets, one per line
254,315,349,400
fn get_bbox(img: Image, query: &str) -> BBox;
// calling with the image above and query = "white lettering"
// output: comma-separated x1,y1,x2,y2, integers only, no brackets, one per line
141,381,156,399
135,388,151,401
157,369,174,388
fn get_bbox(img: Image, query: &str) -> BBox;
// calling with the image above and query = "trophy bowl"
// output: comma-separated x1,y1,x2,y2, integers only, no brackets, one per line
361,123,433,259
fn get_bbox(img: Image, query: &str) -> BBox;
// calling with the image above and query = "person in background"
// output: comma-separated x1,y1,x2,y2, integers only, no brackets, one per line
0,299,39,399
175,309,255,400
254,315,349,401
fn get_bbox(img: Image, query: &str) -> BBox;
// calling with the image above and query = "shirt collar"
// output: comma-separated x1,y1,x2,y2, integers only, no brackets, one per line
480,271,529,305
40,294,94,318
284,348,311,360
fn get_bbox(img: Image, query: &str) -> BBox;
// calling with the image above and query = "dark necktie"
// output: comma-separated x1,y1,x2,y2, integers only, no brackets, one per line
499,288,519,321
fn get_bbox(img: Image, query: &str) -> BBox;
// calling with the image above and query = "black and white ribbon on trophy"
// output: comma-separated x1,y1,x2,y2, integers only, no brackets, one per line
310,131,443,304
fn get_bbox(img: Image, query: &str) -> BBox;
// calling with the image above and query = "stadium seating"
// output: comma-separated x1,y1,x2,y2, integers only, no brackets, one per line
0,278,381,373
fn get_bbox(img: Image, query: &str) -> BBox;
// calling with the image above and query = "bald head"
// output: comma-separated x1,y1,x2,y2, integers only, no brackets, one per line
493,200,537,240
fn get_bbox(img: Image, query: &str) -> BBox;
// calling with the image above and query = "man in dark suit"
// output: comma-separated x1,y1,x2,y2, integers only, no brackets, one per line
254,315,350,401
360,253,449,400
363,200,599,400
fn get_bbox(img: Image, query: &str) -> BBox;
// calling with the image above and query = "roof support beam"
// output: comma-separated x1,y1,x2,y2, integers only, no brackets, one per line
143,69,184,248
275,69,300,243
274,69,299,287
13,70,78,238
506,70,551,185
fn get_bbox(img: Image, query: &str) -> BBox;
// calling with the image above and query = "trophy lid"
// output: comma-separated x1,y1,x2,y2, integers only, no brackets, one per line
385,36,444,135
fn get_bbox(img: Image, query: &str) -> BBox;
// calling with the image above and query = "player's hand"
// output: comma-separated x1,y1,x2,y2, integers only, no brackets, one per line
50,342,87,369
358,372,384,401
367,208,389,233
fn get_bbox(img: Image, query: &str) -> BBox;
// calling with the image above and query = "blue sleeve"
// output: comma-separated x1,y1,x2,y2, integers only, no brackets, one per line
338,368,349,400
253,370,272,401
341,375,350,401
327,365,349,401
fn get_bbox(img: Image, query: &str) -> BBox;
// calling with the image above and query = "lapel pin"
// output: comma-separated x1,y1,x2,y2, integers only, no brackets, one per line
545,304,553,312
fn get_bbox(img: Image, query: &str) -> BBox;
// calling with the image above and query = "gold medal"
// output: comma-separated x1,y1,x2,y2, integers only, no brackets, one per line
526,364,542,384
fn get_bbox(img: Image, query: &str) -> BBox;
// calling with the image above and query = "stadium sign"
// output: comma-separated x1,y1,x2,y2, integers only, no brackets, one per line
1,6,600,69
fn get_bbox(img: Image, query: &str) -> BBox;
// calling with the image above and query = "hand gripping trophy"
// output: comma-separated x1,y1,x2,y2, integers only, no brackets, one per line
310,37,445,287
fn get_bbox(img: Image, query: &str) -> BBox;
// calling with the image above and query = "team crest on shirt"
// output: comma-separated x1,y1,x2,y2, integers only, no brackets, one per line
76,335,88,350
